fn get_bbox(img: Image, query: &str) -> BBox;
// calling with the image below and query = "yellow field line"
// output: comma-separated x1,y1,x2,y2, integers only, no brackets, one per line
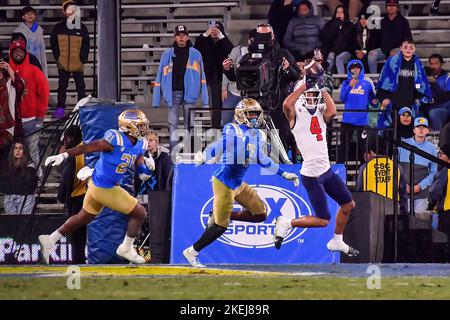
0,266,286,277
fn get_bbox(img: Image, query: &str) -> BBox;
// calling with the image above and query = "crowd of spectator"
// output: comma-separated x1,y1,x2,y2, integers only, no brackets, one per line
0,1,90,214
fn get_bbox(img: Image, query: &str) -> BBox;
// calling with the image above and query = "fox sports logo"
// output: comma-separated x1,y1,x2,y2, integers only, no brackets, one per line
200,184,312,248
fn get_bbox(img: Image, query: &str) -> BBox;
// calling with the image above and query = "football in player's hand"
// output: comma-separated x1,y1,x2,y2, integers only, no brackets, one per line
304,59,323,78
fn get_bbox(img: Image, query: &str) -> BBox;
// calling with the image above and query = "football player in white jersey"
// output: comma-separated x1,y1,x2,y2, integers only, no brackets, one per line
274,59,359,257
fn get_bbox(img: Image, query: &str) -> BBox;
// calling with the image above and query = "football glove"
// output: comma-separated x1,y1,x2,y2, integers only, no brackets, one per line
143,155,155,171
77,166,94,181
194,151,206,166
282,172,300,187
45,152,68,167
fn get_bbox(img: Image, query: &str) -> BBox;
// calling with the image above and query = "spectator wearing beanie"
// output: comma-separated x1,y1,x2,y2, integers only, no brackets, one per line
352,8,380,72
268,0,297,47
5,33,43,72
51,0,90,119
15,6,47,76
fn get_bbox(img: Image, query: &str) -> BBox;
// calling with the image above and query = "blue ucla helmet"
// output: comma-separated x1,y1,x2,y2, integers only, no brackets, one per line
118,109,150,138
234,98,264,128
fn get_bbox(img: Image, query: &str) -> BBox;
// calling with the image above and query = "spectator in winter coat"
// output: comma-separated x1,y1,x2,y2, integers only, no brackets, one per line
15,6,47,76
268,0,296,47
50,0,90,118
323,5,354,74
283,0,325,62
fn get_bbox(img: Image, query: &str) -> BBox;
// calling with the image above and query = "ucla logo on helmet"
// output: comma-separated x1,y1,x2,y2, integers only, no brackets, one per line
200,185,311,248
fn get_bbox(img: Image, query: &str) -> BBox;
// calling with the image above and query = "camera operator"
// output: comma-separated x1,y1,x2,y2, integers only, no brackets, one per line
223,23,300,161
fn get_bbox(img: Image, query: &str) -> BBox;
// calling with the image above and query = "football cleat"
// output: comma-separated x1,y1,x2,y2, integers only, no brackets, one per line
38,235,55,265
116,244,146,264
183,247,205,268
326,239,359,257
273,216,292,250
118,109,150,138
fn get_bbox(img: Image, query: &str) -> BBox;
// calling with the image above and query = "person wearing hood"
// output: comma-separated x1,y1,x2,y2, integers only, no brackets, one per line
425,54,450,130
50,0,90,119
397,106,414,139
323,5,354,75
338,59,377,163
8,38,49,179
283,0,325,62
152,25,209,149
15,6,47,77
194,21,234,129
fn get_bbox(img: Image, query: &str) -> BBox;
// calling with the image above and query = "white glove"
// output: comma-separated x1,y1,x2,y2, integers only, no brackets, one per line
45,152,68,167
143,155,155,171
77,166,94,181
282,172,299,187
194,151,206,166
139,173,152,182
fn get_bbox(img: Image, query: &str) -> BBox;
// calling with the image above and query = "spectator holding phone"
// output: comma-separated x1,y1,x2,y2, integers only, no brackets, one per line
194,21,234,129
338,60,377,163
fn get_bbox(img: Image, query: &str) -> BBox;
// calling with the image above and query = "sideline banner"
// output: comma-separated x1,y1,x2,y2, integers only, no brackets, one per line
170,164,347,264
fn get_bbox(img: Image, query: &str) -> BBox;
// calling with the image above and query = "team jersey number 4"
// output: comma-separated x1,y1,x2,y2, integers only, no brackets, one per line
310,116,323,141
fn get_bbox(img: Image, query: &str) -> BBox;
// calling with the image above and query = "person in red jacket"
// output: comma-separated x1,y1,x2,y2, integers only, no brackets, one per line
8,38,49,178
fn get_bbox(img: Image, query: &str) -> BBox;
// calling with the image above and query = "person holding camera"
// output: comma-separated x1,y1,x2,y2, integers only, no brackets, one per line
223,23,300,161
194,21,234,129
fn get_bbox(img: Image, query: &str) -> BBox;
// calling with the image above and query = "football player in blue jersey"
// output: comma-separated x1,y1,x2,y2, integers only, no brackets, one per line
183,98,300,268
39,109,155,264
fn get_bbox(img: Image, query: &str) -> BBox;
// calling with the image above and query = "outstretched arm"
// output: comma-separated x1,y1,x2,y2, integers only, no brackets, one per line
283,82,306,127
45,139,113,167
322,89,337,122
66,139,113,157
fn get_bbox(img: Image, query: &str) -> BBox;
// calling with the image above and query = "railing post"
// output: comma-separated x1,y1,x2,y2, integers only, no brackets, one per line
409,152,415,216
392,110,399,263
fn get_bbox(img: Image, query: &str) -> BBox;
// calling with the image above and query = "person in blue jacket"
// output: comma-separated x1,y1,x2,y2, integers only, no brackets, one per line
398,117,438,213
338,59,377,163
152,25,209,149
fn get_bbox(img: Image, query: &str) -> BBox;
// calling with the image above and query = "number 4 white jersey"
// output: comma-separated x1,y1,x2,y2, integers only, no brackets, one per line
291,102,330,177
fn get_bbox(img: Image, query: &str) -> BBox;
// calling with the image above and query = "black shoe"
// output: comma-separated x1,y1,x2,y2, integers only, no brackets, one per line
430,6,439,16
274,236,284,250
347,246,360,257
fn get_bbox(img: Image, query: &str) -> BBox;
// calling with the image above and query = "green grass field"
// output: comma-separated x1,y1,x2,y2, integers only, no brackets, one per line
1,265,449,300
1,276,450,300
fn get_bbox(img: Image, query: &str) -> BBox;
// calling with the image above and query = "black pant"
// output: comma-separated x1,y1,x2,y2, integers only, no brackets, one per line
208,78,222,129
68,195,87,264
57,69,86,109
337,123,366,164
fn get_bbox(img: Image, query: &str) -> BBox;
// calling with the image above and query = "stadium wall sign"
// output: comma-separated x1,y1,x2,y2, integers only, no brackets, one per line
170,164,347,264
0,216,74,264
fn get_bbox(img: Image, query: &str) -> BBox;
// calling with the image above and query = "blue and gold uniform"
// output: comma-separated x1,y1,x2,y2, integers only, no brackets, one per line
205,123,286,228
83,129,148,215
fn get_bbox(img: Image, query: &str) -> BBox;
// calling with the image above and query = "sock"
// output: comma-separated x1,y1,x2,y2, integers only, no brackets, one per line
49,230,63,244
193,224,227,252
122,235,135,248
188,246,198,255
333,233,343,241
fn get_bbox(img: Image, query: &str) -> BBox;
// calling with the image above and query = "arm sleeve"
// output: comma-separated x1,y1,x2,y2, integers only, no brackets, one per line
35,69,49,119
340,80,352,102
418,148,438,190
429,169,447,205
50,24,60,61
103,129,119,148
283,20,294,51
200,57,209,106
152,55,164,107
256,131,285,176
80,24,90,63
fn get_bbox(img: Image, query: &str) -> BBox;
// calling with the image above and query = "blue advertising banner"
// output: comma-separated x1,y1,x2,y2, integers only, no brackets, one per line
171,164,347,264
